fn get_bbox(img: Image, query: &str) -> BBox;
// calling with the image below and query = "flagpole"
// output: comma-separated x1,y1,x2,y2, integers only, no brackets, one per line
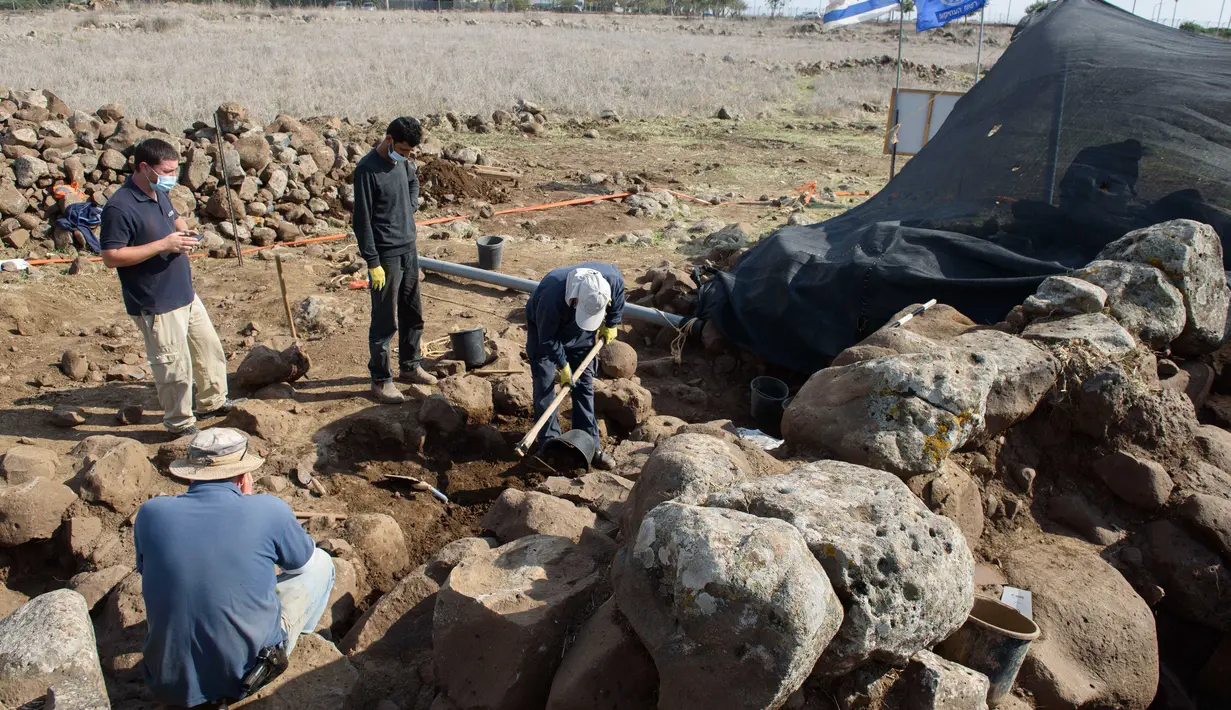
974,5,986,85
890,2,905,179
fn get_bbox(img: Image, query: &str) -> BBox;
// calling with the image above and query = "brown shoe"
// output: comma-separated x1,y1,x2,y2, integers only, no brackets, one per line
371,381,407,404
399,366,438,386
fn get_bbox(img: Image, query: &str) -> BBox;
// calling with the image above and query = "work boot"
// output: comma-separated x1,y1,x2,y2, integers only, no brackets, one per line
195,398,248,419
167,424,200,441
399,366,438,386
371,381,407,404
592,449,616,471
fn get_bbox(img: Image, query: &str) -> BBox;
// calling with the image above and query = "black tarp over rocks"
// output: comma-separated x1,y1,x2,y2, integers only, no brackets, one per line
696,0,1231,372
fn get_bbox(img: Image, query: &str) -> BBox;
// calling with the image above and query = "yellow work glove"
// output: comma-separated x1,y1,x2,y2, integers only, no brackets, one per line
369,265,386,290
598,325,618,345
556,363,575,388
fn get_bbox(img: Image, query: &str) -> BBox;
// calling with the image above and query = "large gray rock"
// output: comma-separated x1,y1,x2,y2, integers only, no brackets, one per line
594,378,654,430
338,565,437,656
536,472,634,522
0,590,108,709
433,535,603,710
72,436,155,515
1023,275,1108,318
898,650,989,710
1022,312,1138,358
1003,537,1159,710
908,461,985,546
1097,219,1230,355
235,342,311,390
950,330,1058,439
545,598,658,710
0,444,60,485
621,433,752,539
438,375,494,425
0,477,76,547
1071,260,1186,350
343,514,408,594
12,155,48,188
1091,450,1174,510
95,572,145,680
1144,520,1231,631
613,503,843,710
481,488,598,543
1177,493,1231,562
68,565,132,611
782,351,994,476
706,461,974,674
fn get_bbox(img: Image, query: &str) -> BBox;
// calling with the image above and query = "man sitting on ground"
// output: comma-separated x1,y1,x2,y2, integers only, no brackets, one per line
525,262,626,470
135,428,335,708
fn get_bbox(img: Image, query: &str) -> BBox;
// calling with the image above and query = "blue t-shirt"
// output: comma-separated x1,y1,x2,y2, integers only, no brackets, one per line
134,482,316,706
100,178,195,316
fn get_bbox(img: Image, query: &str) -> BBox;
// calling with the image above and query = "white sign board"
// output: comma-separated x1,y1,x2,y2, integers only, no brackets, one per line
884,88,964,157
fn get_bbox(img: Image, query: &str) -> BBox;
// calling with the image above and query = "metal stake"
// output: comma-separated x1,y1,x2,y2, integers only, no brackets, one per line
212,110,244,266
890,5,904,180
974,6,986,85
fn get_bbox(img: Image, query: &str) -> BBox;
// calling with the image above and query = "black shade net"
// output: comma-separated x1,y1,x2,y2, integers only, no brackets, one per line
696,0,1231,373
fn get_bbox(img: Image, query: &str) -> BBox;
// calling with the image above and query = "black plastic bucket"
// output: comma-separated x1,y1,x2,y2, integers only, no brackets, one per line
750,376,789,437
935,596,1041,707
543,429,596,471
449,328,487,369
476,235,505,271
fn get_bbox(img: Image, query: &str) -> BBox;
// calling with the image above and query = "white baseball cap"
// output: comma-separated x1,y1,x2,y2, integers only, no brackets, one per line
565,268,611,332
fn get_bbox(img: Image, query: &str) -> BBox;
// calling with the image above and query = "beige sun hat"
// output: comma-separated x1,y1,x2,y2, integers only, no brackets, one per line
169,427,265,481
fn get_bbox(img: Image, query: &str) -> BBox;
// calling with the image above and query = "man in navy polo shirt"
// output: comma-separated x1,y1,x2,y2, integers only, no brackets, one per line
101,138,237,437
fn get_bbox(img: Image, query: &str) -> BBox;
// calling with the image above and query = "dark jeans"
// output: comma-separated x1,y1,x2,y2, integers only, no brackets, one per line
368,250,424,383
527,321,599,449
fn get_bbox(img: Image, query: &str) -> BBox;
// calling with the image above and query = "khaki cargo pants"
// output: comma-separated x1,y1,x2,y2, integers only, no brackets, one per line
132,296,228,433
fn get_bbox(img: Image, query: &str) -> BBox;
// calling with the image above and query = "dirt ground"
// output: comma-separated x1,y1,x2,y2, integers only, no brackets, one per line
0,115,891,600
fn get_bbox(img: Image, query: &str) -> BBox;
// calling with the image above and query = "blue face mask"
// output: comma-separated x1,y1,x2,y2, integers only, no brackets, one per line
388,148,408,163
151,174,177,193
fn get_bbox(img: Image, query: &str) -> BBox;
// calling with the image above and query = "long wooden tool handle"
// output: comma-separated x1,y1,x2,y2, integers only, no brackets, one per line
515,339,604,457
275,255,298,340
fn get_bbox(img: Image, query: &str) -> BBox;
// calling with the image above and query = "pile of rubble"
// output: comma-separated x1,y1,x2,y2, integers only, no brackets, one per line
796,56,950,81
0,88,498,260
4,210,1231,710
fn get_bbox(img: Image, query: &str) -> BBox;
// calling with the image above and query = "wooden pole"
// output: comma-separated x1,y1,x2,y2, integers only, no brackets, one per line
275,255,298,340
294,511,347,521
974,6,986,85
514,340,604,457
212,110,244,266
890,6,905,180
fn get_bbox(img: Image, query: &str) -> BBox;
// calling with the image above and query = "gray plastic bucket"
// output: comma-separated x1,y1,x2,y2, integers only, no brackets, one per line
449,328,487,369
476,235,505,271
935,596,1041,707
750,376,789,438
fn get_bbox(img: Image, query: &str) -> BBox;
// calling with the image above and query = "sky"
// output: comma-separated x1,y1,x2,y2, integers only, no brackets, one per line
766,0,1230,27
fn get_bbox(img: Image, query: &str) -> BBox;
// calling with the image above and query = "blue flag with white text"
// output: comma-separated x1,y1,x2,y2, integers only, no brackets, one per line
822,0,899,27
916,0,986,31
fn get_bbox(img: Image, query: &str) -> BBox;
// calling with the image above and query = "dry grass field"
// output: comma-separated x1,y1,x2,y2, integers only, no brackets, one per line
0,5,1009,129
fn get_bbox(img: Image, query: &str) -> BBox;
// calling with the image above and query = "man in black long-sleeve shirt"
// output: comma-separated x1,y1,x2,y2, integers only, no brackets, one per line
352,117,437,404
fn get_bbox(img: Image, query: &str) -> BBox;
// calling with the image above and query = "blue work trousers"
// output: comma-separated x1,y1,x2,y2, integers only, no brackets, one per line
527,324,599,450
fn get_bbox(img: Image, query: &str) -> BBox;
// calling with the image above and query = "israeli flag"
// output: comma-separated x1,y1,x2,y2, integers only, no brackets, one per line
822,0,899,27
916,0,987,31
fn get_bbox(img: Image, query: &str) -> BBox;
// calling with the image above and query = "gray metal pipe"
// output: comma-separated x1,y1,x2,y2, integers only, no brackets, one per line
419,257,686,329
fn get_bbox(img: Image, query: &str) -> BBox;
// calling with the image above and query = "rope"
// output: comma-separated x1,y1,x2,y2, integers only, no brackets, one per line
655,308,699,364
421,336,451,359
